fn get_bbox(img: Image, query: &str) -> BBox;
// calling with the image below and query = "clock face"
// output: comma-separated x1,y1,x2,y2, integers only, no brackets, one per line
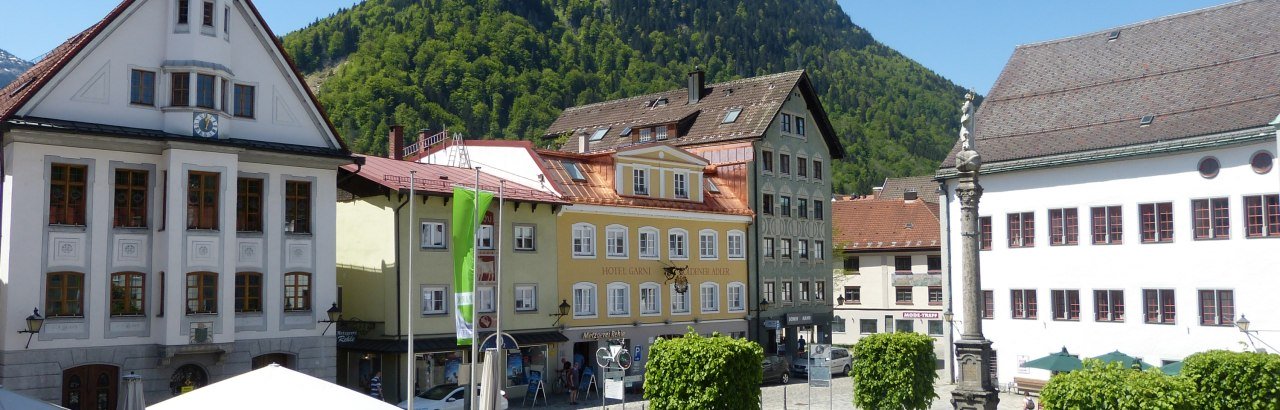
193,112,219,138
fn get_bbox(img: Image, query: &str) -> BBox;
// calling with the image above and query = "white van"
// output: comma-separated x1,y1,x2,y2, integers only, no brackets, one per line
791,347,852,377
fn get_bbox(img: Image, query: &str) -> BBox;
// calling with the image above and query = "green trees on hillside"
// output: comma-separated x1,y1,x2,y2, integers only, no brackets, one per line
282,0,970,193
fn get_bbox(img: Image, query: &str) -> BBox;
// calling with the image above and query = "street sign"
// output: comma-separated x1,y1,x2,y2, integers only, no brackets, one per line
603,370,625,380
604,379,624,400
764,320,781,329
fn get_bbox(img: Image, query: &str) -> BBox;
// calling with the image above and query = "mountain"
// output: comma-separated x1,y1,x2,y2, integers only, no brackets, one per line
282,0,971,194
0,49,32,88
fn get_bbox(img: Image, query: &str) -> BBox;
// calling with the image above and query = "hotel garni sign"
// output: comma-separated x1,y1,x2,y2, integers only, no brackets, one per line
600,266,731,276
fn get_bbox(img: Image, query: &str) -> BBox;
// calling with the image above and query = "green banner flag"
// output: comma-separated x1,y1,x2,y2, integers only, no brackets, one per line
451,187,494,346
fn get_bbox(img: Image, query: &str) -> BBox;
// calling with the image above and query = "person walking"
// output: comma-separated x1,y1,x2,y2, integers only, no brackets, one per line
369,371,384,401
566,362,580,405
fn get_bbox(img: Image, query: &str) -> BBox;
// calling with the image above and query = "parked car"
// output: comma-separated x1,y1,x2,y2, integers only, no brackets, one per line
396,384,508,410
762,355,791,384
791,347,852,377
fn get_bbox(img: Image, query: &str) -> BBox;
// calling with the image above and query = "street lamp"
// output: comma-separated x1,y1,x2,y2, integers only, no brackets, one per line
944,309,954,324
1237,315,1251,333
17,308,44,349
318,303,341,335
836,296,845,306
550,300,570,326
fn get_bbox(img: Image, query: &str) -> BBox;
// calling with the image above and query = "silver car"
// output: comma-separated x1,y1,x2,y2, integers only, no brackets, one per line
791,347,852,377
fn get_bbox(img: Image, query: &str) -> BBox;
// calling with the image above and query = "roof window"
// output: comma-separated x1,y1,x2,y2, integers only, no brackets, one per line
562,161,587,181
706,178,720,193
620,127,633,136
1107,30,1121,41
648,98,669,108
722,108,742,124
1139,115,1154,126
589,127,609,141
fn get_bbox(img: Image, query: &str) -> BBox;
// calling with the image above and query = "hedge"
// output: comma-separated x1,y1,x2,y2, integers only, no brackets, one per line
642,330,762,409
850,332,938,410
1040,360,1193,410
1182,350,1280,409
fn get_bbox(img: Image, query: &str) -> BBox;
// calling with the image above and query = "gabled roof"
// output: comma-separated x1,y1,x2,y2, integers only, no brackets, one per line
875,176,939,204
941,0,1280,170
546,70,844,159
832,197,940,252
538,147,752,216
0,0,348,152
341,155,566,205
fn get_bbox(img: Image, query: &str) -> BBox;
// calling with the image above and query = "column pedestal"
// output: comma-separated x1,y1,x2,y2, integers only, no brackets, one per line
950,338,999,410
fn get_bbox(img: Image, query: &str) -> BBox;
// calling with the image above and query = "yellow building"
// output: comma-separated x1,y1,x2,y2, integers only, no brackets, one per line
540,143,753,383
334,134,567,403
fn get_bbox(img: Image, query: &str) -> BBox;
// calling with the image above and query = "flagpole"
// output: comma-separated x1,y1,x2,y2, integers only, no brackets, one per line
407,170,416,410
491,180,506,410
470,167,481,410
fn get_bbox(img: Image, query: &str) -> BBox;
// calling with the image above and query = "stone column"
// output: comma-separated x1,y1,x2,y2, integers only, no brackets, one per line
952,93,999,410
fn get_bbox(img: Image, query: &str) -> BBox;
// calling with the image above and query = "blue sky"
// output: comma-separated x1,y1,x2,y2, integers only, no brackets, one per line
2,1,1229,93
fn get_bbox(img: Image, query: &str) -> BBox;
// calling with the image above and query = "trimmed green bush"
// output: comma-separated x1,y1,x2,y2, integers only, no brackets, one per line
850,332,938,410
1040,360,1193,410
642,330,762,409
1182,350,1280,409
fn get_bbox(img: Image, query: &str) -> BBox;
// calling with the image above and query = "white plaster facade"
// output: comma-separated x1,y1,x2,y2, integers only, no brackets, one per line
0,0,347,405
942,137,1279,385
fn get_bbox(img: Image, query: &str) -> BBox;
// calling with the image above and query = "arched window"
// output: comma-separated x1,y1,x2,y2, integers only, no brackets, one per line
572,282,597,317
698,229,718,260
605,225,629,258
668,228,689,260
110,272,146,316
571,223,596,257
607,282,631,317
186,272,218,314
727,282,746,312
700,282,720,313
639,282,662,315
727,230,746,259
235,272,263,313
638,226,660,259
46,272,85,317
284,272,311,312
169,364,208,395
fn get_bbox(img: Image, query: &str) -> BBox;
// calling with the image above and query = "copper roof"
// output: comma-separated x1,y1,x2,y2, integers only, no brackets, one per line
537,148,753,216
832,197,940,252
546,70,844,159
342,155,566,204
942,0,1280,168
0,0,349,152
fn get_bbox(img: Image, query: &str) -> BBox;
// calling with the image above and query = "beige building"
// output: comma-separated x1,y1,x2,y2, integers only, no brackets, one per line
830,179,948,377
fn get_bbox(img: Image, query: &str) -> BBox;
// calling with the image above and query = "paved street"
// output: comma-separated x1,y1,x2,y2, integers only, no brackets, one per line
514,376,1032,409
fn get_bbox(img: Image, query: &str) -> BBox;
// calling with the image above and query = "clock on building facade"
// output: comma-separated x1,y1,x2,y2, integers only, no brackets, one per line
193,112,219,138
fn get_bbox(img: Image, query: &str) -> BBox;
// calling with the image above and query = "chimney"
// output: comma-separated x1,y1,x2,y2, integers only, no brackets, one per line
578,133,589,154
688,67,705,104
388,125,405,160
904,190,918,201
872,186,883,198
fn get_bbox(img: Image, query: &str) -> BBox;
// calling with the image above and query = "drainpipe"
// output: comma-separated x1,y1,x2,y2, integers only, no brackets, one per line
393,191,410,339
751,145,762,349
939,179,955,384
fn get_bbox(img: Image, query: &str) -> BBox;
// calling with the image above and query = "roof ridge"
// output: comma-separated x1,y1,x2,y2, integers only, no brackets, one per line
560,69,804,114
1014,0,1261,50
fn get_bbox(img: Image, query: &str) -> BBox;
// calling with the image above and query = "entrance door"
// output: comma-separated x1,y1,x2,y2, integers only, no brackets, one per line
63,364,119,410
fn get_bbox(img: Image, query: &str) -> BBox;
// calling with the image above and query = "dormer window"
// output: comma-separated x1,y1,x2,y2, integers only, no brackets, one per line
633,168,649,196
674,173,688,199
655,126,668,140
639,128,651,142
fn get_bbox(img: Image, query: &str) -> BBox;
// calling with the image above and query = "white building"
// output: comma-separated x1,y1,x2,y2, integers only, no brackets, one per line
939,0,1280,386
0,0,349,405
830,179,947,378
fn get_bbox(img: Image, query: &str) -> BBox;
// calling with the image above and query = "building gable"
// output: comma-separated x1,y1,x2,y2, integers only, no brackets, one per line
0,0,346,152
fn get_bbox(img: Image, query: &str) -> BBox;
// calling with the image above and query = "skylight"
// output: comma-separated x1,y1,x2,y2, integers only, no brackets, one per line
1107,30,1121,41
1140,115,1155,126
722,108,742,124
706,178,720,193
589,127,609,141
562,161,586,181
620,127,633,136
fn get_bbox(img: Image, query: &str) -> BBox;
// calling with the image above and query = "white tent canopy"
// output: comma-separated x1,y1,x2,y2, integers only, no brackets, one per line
148,364,399,410
0,387,66,410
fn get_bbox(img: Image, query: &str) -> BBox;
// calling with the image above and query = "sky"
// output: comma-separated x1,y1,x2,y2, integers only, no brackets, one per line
1,0,1232,94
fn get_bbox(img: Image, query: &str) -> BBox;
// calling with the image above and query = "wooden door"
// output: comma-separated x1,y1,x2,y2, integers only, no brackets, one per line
63,364,119,410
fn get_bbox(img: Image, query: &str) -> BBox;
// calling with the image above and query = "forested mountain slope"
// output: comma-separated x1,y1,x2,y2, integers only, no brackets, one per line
283,0,971,193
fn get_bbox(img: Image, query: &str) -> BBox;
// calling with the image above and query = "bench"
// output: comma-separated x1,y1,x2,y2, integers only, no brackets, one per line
1013,377,1048,396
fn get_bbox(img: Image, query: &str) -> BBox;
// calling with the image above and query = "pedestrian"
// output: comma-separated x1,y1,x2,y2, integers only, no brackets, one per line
369,371,384,401
567,362,580,405
798,336,807,354
1024,396,1036,410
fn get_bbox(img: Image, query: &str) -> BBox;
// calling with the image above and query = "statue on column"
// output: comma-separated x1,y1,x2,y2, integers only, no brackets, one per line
958,91,976,151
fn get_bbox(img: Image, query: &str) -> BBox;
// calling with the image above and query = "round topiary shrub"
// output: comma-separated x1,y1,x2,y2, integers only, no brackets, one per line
850,332,938,410
1182,350,1280,409
642,330,762,409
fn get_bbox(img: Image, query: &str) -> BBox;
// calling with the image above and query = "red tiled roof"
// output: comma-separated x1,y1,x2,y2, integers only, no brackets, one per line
0,0,349,152
537,148,753,216
832,198,940,252
942,0,1280,168
546,70,844,159
342,155,566,204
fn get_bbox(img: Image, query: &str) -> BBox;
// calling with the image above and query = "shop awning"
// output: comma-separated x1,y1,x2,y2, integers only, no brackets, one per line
340,331,567,353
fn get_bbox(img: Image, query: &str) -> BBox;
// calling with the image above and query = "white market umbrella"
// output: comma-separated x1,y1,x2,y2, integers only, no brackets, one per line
0,386,67,410
122,373,145,410
148,364,399,410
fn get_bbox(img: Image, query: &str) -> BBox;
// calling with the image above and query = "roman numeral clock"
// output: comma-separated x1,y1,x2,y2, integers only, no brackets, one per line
193,112,219,139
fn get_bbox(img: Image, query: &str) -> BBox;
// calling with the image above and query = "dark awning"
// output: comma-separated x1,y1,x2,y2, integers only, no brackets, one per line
340,330,567,353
